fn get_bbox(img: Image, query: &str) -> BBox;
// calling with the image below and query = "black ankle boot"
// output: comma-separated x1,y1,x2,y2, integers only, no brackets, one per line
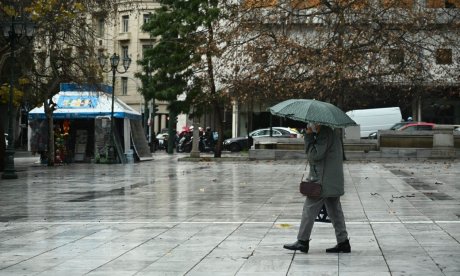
283,240,309,253
326,239,351,253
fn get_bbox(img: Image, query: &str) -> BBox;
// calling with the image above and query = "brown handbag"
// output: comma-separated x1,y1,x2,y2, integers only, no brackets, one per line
299,161,322,198
299,179,321,198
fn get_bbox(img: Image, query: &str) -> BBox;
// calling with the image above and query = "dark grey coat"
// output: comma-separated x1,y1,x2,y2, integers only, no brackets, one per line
305,126,344,197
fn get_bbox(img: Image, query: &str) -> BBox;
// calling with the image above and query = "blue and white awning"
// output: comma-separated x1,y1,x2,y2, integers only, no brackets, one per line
28,85,141,120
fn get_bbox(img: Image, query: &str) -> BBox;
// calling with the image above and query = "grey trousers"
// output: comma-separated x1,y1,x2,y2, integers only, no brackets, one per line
297,196,348,243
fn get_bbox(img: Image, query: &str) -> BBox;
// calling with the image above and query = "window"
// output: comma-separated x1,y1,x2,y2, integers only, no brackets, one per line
142,44,153,58
122,15,129,32
401,126,416,132
417,125,433,131
78,23,87,40
427,0,445,7
97,18,105,37
435,48,452,65
337,0,368,9
244,0,278,8
121,77,128,95
77,47,86,64
37,51,47,69
61,48,72,68
291,0,320,9
446,0,460,8
122,46,129,60
253,47,268,64
427,0,460,8
143,13,151,25
290,0,367,9
382,0,414,9
389,49,404,64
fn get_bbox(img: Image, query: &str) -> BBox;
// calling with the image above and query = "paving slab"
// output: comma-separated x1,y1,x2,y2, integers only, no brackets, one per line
0,153,459,275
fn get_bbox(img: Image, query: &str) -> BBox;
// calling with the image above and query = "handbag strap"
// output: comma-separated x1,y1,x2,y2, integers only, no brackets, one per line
302,129,332,182
300,162,308,182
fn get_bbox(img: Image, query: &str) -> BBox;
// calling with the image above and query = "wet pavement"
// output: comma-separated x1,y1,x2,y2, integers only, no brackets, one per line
0,153,459,275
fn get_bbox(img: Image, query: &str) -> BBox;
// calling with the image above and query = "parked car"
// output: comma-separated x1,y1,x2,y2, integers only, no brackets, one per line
223,127,300,152
397,122,435,132
368,121,413,139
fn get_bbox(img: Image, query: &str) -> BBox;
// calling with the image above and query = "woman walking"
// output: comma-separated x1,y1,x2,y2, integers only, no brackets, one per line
283,123,350,254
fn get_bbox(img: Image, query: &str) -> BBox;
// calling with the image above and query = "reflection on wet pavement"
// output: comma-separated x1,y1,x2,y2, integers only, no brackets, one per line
388,167,455,201
65,182,150,202
0,154,458,275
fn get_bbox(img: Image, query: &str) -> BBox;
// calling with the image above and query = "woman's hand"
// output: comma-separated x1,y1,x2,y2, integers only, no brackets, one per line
306,124,321,134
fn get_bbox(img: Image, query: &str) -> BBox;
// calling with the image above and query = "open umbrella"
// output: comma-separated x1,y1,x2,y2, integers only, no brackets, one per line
269,99,357,128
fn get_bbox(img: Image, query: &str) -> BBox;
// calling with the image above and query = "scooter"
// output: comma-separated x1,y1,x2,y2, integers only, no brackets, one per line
176,135,193,153
199,136,214,152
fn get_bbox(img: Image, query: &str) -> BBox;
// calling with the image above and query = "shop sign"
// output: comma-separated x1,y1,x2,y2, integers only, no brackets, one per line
57,96,98,108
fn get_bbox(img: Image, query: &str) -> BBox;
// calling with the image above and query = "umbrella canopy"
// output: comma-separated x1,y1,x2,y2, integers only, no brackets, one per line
269,99,357,128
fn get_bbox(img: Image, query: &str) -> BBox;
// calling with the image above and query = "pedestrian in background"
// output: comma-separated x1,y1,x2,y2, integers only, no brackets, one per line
283,123,351,254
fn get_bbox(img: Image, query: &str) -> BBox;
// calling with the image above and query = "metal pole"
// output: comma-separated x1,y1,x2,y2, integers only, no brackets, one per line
167,109,176,154
148,66,155,152
144,98,149,144
151,100,155,153
2,17,18,179
109,69,116,163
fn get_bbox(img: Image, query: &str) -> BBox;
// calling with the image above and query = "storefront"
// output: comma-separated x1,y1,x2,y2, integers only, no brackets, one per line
28,84,152,163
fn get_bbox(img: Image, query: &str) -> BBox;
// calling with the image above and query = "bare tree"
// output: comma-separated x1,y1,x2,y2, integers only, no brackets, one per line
26,0,117,166
218,0,460,114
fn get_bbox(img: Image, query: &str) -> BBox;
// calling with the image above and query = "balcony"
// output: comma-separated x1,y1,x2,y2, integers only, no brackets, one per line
117,32,131,41
138,32,153,40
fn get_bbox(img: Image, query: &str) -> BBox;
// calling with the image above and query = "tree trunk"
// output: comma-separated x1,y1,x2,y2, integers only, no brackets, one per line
205,23,223,158
0,118,5,171
212,100,224,158
44,101,55,166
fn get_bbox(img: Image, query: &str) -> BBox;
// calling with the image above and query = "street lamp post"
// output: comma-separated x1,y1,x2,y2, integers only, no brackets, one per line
98,53,131,163
145,61,156,153
143,62,151,149
1,16,35,179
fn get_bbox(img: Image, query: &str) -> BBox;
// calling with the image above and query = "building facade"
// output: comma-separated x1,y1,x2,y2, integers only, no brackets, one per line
94,0,170,138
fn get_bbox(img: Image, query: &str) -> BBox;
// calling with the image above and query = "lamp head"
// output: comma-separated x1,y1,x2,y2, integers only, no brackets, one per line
13,22,23,35
123,56,131,71
110,53,120,68
2,23,11,37
25,22,35,38
98,52,107,68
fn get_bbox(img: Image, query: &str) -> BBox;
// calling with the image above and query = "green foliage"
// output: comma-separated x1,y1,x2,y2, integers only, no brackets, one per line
140,0,221,114
0,84,23,107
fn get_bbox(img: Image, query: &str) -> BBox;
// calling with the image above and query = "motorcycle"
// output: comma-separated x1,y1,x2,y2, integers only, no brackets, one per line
176,133,193,153
199,135,214,152
176,135,215,153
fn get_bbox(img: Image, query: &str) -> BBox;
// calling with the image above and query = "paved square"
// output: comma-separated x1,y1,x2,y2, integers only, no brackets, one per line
1,154,459,275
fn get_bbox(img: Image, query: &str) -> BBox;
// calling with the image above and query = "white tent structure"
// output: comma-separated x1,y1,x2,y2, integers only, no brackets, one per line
28,84,151,163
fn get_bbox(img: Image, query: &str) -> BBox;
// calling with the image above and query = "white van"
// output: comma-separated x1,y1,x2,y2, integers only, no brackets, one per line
345,107,402,138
